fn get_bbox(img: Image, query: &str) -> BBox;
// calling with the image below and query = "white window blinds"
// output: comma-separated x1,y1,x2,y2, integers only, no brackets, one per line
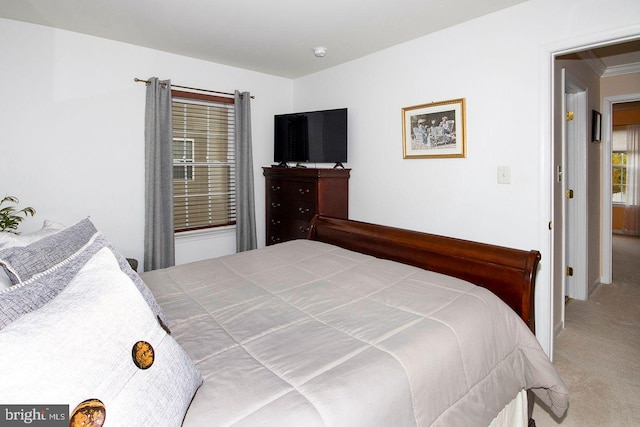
172,93,236,231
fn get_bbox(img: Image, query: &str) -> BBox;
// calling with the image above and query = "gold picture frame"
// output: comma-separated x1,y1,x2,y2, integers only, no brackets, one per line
402,98,466,159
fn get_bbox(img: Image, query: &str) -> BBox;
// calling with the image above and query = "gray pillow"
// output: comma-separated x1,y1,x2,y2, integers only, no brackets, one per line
0,217,98,284
0,271,11,290
0,220,66,289
0,218,168,330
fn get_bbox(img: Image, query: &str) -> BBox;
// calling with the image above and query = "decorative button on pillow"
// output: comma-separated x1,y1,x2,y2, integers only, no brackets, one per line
132,341,155,370
69,399,106,427
0,247,202,425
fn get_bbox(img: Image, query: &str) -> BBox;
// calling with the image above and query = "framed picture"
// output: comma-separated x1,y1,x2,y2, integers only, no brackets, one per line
592,110,602,142
402,98,466,159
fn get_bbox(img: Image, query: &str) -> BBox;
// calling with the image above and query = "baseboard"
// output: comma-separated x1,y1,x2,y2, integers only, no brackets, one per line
553,319,564,337
597,274,611,285
589,278,602,296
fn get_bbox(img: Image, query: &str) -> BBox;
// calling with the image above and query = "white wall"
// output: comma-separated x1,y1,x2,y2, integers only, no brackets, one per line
602,72,640,97
2,0,639,356
0,17,293,265
292,0,640,355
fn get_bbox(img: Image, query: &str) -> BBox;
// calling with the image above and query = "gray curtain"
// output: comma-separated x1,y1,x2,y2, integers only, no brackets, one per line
144,77,175,270
234,90,257,252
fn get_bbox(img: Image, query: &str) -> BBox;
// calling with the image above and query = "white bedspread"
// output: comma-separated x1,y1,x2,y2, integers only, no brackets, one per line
141,240,568,426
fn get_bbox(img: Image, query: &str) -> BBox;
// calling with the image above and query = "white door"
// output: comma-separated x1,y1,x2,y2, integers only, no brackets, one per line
565,91,576,298
564,76,589,301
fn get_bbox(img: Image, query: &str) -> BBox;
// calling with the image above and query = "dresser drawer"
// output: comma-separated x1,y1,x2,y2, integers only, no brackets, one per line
288,219,311,238
267,179,316,203
265,213,286,245
290,201,314,220
266,233,286,245
266,219,310,243
267,216,284,229
268,200,315,220
290,183,315,202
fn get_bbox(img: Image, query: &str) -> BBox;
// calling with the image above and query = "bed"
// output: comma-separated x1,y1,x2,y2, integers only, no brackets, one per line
0,215,568,426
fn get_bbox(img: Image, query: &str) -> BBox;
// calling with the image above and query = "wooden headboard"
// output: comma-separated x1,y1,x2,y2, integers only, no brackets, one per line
307,215,541,333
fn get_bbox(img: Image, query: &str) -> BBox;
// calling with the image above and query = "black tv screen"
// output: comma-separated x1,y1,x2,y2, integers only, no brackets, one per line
274,108,347,165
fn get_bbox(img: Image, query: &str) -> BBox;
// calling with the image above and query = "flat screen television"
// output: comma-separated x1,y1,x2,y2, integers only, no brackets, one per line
274,108,347,167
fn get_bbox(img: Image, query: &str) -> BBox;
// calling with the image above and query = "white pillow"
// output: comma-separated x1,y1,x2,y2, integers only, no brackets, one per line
0,220,65,250
0,247,202,424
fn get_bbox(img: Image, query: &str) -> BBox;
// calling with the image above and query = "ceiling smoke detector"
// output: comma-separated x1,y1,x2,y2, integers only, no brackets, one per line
313,47,327,57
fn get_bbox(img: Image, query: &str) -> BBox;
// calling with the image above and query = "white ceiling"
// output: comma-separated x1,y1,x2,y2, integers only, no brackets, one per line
0,0,531,78
2,0,639,78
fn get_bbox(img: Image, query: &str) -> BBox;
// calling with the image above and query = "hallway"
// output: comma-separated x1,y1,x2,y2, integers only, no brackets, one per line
533,234,640,426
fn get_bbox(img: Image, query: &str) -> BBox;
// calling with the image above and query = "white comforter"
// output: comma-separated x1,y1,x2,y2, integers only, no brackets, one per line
141,240,568,426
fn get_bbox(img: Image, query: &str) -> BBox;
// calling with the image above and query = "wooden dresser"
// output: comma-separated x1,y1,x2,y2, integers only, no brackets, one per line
263,167,350,245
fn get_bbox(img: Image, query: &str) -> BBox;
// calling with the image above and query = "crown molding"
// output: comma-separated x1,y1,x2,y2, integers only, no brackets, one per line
602,62,640,77
577,50,640,77
578,50,607,76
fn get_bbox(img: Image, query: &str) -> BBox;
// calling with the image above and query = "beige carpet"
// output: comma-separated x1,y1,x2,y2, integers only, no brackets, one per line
532,234,640,426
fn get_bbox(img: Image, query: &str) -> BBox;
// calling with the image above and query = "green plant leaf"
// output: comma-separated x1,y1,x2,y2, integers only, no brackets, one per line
0,195,36,233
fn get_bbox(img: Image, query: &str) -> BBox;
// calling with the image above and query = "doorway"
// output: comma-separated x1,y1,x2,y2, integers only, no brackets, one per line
549,35,640,352
603,95,640,285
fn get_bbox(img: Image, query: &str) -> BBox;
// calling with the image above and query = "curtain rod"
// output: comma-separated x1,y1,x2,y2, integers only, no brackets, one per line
133,78,254,99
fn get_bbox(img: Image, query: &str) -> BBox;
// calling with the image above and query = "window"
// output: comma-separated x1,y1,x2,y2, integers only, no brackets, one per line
172,91,235,232
173,138,194,181
612,127,627,204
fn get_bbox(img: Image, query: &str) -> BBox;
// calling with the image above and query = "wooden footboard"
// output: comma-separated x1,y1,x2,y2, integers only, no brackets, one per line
307,215,541,333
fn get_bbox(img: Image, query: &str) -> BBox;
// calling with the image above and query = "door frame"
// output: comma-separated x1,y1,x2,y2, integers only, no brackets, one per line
601,93,640,285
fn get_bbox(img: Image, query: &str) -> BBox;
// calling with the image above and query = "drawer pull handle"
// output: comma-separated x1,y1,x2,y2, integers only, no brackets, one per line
299,226,310,232
298,188,310,194
271,202,281,208
271,185,281,191
298,207,310,213
271,219,281,225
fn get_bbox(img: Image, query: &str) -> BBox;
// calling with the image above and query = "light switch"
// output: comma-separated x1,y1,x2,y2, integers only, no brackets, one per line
498,166,511,184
